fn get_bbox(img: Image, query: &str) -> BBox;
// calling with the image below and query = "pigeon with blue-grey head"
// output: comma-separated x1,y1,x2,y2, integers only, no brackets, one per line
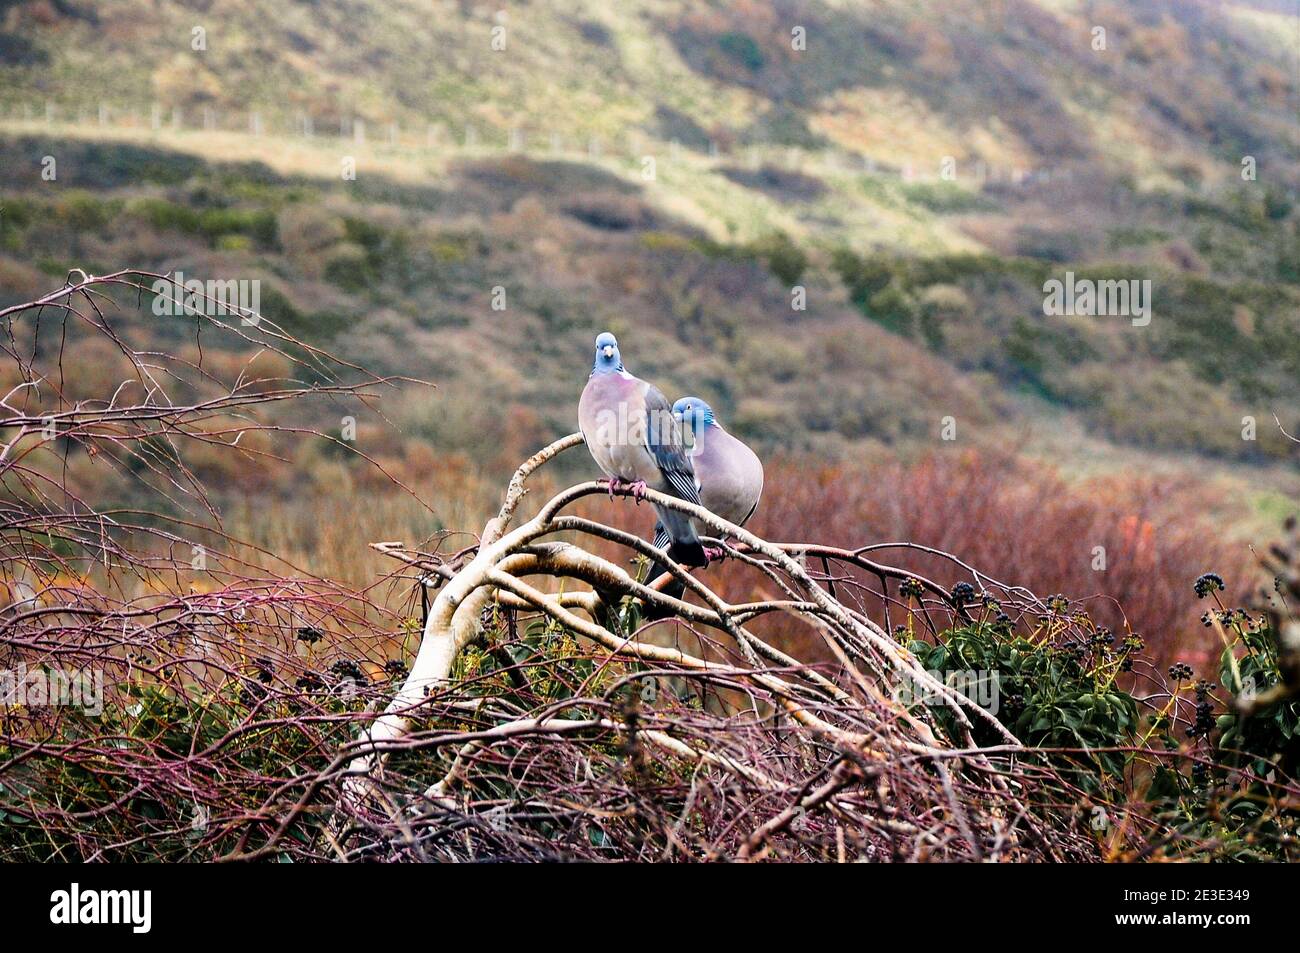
578,332,707,568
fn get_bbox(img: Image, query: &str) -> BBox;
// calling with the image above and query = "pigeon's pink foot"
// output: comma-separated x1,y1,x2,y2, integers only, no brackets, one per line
627,480,649,503
602,477,624,500
703,545,727,562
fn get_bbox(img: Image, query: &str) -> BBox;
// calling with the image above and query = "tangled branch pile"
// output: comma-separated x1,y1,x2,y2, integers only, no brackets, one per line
2,274,1297,861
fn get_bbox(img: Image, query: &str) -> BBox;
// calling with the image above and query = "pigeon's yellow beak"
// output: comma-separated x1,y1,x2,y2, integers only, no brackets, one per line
602,345,615,358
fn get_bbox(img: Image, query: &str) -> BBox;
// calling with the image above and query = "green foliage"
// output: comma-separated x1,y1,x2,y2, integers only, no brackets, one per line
900,182,997,214
126,196,278,248
716,31,766,72
910,622,1139,791
908,590,1300,860
746,232,808,286
1214,625,1298,779
197,207,279,249
1140,613,1300,861
129,195,201,233
54,190,121,230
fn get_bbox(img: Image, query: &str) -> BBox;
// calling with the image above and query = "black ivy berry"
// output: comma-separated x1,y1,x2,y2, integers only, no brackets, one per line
951,582,976,606
1187,696,1215,737
1121,634,1145,654
296,626,324,644
254,656,274,684
330,659,365,682
1194,573,1226,599
900,578,924,599
295,672,325,692
383,659,408,678
1169,662,1194,681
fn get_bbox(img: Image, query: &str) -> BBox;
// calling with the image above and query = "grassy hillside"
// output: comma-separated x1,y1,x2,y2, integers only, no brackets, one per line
3,1,1297,178
0,0,1296,577
1,132,1295,468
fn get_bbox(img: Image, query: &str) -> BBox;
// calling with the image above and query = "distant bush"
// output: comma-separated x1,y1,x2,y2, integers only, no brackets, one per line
900,181,998,214
653,104,713,152
745,232,808,285
455,156,634,207
0,138,202,189
563,194,659,231
719,165,827,202
128,196,201,233
574,18,613,47
716,31,766,71
756,450,1257,669
197,207,278,249
124,196,278,249
323,242,376,293
53,190,120,230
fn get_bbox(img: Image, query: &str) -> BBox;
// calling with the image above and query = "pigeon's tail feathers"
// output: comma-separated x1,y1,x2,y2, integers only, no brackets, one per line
649,523,673,568
654,502,701,553
643,523,687,620
666,539,707,569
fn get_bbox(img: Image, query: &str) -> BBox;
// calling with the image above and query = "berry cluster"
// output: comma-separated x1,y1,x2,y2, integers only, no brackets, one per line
900,577,924,599
1187,679,1216,739
330,659,365,682
1200,607,1253,628
950,581,976,606
296,625,324,644
1116,634,1145,672
1194,572,1226,599
1168,662,1194,681
253,656,275,684
1122,634,1145,653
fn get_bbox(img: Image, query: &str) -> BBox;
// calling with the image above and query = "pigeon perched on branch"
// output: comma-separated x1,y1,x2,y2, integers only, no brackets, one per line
578,332,707,568
645,396,764,614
